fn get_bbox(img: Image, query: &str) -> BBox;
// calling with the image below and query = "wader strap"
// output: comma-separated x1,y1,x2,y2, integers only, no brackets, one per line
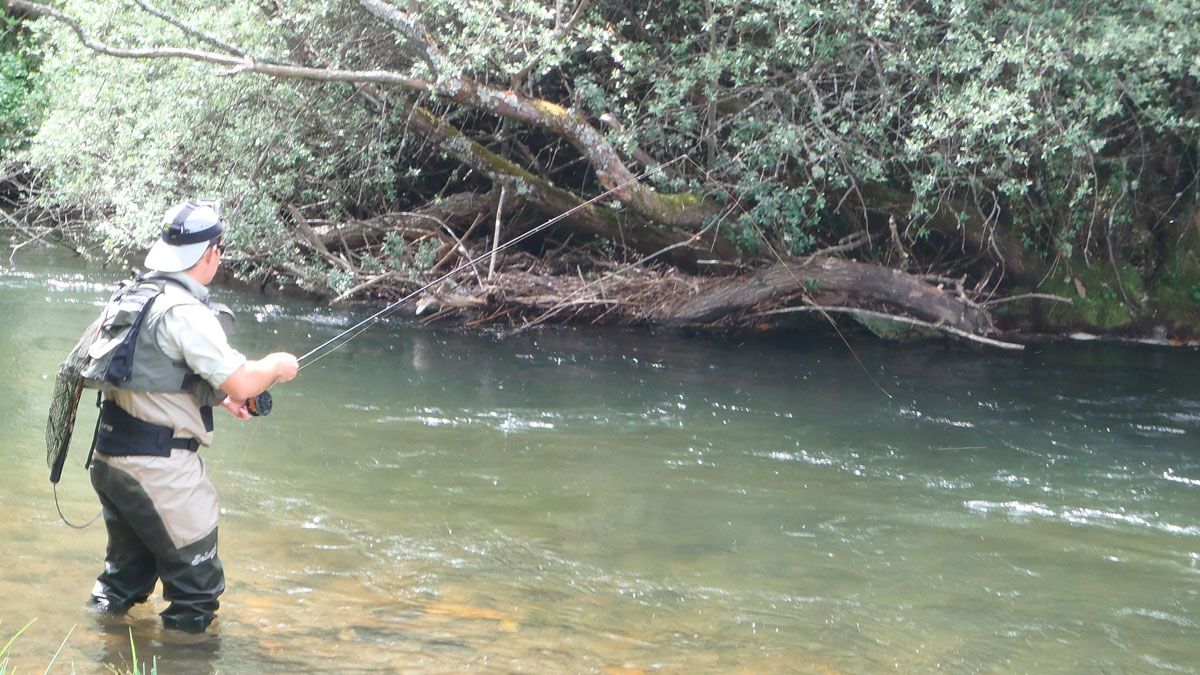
84,391,103,470
181,374,217,433
95,401,200,457
104,291,162,387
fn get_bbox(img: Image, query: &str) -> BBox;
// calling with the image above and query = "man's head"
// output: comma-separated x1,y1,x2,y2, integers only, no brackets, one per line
144,201,226,283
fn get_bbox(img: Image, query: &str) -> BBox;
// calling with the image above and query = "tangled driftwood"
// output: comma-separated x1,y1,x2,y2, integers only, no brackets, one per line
362,251,1027,348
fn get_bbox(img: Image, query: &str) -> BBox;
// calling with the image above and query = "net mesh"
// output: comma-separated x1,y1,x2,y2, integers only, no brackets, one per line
46,315,102,481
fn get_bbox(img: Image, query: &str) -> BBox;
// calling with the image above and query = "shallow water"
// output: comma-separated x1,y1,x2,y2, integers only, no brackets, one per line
1,246,1198,673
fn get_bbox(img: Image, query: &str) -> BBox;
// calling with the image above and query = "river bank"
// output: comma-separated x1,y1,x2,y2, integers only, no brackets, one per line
217,252,1200,350
4,229,1199,349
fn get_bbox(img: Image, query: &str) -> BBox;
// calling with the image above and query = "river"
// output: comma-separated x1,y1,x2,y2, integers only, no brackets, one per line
1,245,1197,673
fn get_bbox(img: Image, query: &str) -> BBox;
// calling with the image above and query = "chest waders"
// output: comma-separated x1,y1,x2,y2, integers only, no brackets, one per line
47,274,235,633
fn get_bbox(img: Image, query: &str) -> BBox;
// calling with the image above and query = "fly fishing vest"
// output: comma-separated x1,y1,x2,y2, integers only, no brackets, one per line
82,276,233,402
46,274,235,481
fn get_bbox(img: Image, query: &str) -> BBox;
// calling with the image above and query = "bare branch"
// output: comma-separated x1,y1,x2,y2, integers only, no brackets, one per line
10,0,719,230
130,0,246,57
488,185,506,280
756,306,1025,350
980,293,1073,307
331,271,407,304
355,0,442,79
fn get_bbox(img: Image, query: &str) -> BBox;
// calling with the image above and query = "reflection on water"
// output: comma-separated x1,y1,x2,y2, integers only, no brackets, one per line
1,247,1199,673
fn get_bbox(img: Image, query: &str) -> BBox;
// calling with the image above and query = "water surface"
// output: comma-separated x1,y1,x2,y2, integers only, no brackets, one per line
1,246,1198,672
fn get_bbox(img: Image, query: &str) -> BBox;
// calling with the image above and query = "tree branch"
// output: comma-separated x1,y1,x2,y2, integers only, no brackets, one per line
755,306,1025,350
355,0,442,79
130,0,246,57
11,0,719,229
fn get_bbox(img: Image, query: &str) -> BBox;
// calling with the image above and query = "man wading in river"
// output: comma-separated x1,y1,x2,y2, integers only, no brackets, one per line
84,201,299,633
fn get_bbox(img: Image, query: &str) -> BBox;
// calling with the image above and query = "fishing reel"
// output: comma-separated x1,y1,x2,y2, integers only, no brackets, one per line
247,391,273,417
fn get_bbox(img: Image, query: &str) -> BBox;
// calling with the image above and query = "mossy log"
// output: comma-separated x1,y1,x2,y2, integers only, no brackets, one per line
665,256,993,335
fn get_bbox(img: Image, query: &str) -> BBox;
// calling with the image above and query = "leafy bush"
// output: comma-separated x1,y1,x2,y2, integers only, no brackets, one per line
0,15,44,158
7,0,1199,280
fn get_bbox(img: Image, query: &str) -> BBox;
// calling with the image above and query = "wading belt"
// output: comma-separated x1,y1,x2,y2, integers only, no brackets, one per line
93,400,200,457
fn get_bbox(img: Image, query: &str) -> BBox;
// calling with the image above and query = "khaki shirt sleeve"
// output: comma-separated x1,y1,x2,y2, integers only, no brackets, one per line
156,303,248,390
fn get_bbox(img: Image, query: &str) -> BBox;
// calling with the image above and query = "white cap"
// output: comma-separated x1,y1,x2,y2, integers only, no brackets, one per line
144,201,225,272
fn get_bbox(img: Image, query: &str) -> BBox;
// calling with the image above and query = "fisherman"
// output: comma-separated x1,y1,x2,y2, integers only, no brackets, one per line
85,201,299,633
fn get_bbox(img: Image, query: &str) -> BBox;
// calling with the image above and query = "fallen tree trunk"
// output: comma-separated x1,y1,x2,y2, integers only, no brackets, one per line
662,256,993,334
399,253,1001,344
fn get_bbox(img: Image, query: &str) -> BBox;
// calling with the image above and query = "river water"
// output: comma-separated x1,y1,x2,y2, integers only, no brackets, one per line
0,245,1197,673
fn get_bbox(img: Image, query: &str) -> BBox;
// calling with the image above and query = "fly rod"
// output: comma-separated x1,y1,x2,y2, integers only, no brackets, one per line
244,155,687,417
293,154,690,370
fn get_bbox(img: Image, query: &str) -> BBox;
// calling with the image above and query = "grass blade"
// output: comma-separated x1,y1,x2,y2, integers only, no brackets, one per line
42,624,75,675
0,618,38,661
127,628,137,675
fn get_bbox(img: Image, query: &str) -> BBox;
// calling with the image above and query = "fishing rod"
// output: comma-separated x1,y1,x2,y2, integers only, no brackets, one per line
238,155,692,418
246,149,888,417
294,154,691,369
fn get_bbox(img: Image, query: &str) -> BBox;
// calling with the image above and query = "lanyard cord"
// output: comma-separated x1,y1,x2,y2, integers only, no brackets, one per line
54,482,102,529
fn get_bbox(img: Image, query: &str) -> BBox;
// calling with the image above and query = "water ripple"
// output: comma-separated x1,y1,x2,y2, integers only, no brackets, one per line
1162,470,1200,488
1115,608,1198,630
965,500,1200,536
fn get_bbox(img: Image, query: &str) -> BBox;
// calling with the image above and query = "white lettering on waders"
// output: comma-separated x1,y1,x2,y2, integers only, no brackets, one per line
190,545,217,567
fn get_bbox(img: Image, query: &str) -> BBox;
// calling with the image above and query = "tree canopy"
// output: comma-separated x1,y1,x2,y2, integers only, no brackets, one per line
3,0,1199,339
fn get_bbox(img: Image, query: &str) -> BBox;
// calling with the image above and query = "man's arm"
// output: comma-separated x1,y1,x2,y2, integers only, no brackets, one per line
219,352,299,402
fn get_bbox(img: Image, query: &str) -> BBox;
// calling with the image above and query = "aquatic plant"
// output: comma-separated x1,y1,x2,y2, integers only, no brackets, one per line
109,628,158,675
0,621,156,675
0,618,37,675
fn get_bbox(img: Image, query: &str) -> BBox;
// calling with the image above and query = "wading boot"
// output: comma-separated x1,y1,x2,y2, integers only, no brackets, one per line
161,613,214,634
86,594,143,615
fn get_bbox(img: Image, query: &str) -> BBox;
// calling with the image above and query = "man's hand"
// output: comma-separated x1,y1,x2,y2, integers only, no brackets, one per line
220,397,253,420
269,352,300,383
221,352,300,402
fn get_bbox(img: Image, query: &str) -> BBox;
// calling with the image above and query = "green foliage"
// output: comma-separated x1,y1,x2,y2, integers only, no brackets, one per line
382,232,408,270
568,0,1199,258
413,238,442,270
325,267,355,294
6,0,1199,287
1043,266,1147,331
112,627,158,675
0,16,45,158
15,0,402,274
0,620,155,675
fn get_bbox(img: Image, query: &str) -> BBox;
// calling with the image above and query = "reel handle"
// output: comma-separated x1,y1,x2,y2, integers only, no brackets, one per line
247,391,273,417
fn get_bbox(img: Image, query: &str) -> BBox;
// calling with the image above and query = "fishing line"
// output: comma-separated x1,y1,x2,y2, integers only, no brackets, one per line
296,154,692,368
296,152,890,401
215,157,692,484
681,157,893,400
